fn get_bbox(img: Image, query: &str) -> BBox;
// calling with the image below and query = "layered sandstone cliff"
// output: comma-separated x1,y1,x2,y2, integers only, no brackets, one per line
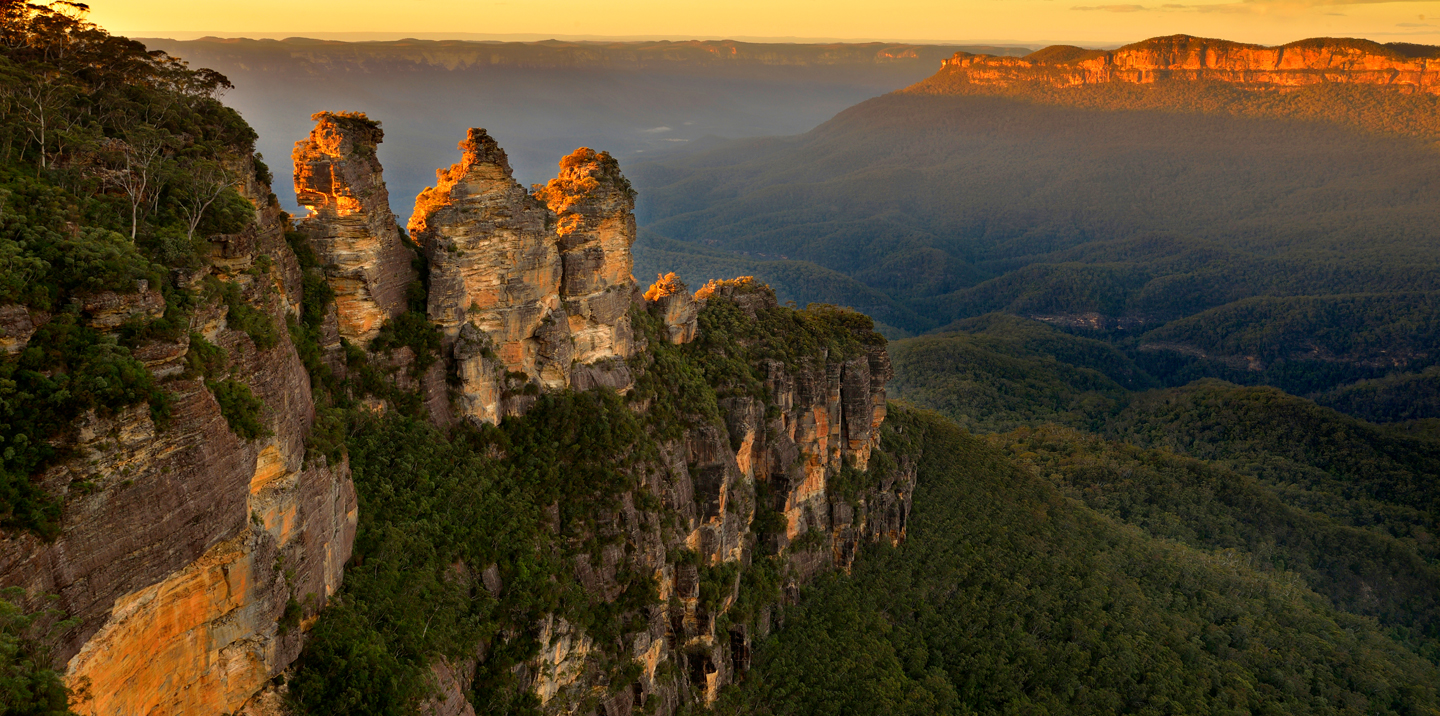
931,35,1440,94
293,111,417,344
0,114,904,716
407,129,637,424
0,157,355,715
421,276,906,715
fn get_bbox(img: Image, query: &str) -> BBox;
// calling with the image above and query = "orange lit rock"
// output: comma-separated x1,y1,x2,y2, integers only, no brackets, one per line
643,273,697,345
408,130,638,424
1,152,357,716
932,35,1440,94
293,111,416,344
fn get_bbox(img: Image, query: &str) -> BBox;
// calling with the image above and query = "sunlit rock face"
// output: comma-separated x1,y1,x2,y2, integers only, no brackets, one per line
643,273,699,345
534,147,638,367
293,111,417,344
408,129,638,424
0,162,356,716
933,35,1440,93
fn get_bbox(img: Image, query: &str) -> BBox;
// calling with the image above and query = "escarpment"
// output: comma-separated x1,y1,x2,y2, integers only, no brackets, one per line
2,97,906,715
0,152,355,715
404,274,907,715
407,129,637,424
924,35,1440,94
292,111,417,344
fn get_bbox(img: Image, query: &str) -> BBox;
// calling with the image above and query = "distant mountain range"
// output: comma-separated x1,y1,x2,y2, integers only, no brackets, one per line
631,34,1440,401
139,37,1031,210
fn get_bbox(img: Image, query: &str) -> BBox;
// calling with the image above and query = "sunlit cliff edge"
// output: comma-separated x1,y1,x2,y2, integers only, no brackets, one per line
925,35,1440,93
899,35,1440,142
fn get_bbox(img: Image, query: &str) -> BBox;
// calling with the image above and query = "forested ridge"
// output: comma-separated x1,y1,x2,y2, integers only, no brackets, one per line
712,407,1440,715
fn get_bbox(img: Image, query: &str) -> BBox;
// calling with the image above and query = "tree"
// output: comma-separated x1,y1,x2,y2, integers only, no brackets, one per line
0,588,78,716
173,157,233,241
101,130,169,240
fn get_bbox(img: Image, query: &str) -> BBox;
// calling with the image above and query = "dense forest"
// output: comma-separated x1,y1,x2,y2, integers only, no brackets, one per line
711,407,1440,715
0,2,275,710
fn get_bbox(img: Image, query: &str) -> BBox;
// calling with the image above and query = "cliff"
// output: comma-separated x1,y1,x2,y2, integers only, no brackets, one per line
0,65,904,716
407,129,637,425
0,152,356,715
281,125,907,713
925,35,1440,94
403,273,906,715
292,111,417,344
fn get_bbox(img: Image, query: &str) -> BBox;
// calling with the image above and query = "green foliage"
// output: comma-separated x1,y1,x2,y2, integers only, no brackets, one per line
205,276,277,351
288,389,669,715
719,406,1440,715
1111,380,1440,544
0,589,77,716
1315,366,1440,423
889,314,1141,433
369,311,441,378
183,332,226,381
0,2,277,537
992,424,1440,661
0,311,170,537
209,378,269,441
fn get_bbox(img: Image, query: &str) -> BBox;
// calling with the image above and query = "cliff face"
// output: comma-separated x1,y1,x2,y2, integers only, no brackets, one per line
408,129,637,425
293,111,417,344
417,276,907,716
931,35,1440,94
1,110,903,716
0,161,355,715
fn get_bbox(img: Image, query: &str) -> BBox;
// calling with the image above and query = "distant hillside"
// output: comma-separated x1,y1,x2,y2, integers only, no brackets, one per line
630,35,1440,399
908,35,1440,141
140,37,1026,210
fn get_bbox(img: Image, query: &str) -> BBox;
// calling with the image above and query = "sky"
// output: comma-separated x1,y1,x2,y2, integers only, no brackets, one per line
97,0,1440,47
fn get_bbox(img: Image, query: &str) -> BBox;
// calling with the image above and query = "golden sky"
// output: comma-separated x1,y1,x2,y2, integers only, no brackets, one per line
95,0,1440,47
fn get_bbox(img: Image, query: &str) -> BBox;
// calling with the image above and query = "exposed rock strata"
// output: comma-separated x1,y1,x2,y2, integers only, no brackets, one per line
293,111,417,344
643,273,698,345
934,35,1440,94
407,129,638,424
0,157,356,716
479,281,906,715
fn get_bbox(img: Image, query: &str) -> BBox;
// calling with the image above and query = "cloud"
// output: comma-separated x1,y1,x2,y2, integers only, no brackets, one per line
641,126,671,134
1396,21,1437,26
1071,3,1149,10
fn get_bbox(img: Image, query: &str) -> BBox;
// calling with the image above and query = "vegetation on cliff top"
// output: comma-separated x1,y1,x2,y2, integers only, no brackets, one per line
0,2,269,537
286,285,887,714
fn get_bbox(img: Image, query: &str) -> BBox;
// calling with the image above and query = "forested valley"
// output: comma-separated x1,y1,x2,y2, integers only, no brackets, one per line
631,41,1440,716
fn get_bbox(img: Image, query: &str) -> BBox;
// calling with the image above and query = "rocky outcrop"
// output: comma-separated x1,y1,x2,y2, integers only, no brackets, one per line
293,111,417,344
0,303,39,355
931,35,1440,94
643,273,698,345
408,129,638,424
504,278,906,714
0,156,356,716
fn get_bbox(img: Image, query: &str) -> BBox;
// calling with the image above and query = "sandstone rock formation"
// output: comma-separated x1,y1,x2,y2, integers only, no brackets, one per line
488,278,906,714
0,156,356,716
643,273,699,345
931,35,1440,93
293,111,417,344
408,129,638,424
